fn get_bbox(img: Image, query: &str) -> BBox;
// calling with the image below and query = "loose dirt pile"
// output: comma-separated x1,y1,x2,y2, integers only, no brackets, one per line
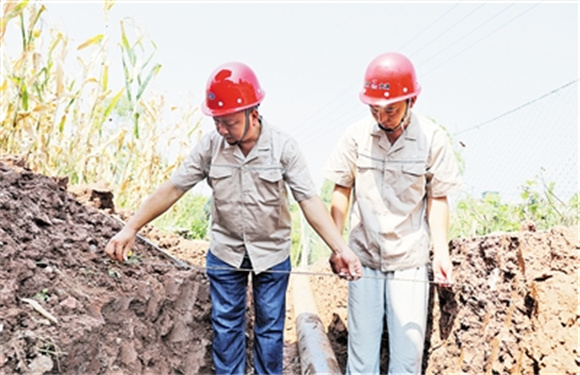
0,161,214,375
425,227,578,374
309,224,579,374
1,160,578,374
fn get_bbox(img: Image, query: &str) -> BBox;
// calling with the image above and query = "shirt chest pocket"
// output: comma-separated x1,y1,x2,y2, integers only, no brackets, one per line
391,163,427,198
356,155,384,176
208,166,235,202
256,169,284,206
356,156,387,197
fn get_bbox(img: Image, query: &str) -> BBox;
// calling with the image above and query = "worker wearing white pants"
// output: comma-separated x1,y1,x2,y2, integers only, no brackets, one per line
346,265,429,374
324,52,463,374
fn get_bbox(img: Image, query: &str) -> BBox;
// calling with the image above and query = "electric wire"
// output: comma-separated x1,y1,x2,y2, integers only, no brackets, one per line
454,79,579,136
405,3,487,58
421,2,542,77
295,3,546,145
126,259,468,288
296,4,495,145
415,3,515,68
397,3,460,51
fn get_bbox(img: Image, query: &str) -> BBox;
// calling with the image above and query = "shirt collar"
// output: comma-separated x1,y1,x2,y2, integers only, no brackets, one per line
255,119,272,151
370,110,418,141
218,118,272,161
239,119,272,163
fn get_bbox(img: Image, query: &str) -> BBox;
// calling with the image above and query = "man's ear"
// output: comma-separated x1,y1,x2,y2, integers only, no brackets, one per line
250,108,260,121
410,96,418,107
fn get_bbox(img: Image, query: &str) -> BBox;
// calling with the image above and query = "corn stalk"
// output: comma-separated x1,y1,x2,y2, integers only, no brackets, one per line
1,1,201,212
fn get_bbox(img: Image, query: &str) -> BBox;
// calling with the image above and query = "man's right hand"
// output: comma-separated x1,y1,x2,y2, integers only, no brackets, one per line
104,226,138,262
329,249,362,281
104,181,185,263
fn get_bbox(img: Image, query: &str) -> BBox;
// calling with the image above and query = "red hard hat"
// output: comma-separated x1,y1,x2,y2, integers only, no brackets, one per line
360,52,421,107
201,62,265,117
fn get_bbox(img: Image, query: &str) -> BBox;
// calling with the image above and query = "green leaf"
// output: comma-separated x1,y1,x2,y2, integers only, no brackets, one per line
121,54,132,102
19,12,26,49
58,114,66,133
133,112,140,138
21,84,29,111
120,20,136,66
26,4,45,45
136,63,161,101
103,88,124,119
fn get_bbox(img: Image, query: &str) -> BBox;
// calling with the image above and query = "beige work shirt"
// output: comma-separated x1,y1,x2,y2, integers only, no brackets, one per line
171,120,317,272
324,111,463,272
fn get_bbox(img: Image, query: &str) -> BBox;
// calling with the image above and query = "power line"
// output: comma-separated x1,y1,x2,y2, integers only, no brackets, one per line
298,92,363,144
406,3,487,58
297,2,555,145
398,3,460,51
293,80,359,133
421,2,542,77
297,5,505,140
295,4,463,141
454,79,579,136
415,3,515,68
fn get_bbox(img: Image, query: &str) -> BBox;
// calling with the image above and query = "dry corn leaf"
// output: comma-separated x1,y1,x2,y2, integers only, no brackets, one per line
77,34,104,50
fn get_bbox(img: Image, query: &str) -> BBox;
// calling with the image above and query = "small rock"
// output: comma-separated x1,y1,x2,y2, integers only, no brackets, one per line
59,296,81,310
520,220,537,232
28,355,54,374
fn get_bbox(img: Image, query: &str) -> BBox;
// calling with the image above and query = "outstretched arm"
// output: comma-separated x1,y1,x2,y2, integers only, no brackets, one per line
299,194,362,280
105,181,185,262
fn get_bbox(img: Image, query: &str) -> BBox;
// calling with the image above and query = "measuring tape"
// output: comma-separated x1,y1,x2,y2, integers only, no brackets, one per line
106,214,470,289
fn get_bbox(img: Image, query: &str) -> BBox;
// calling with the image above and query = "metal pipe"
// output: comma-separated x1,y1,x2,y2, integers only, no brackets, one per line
292,270,342,375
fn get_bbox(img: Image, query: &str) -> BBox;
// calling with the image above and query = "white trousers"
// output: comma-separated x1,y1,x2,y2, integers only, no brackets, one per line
346,265,429,375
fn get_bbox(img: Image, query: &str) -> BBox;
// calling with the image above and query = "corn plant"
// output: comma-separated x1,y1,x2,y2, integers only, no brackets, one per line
118,17,161,139
1,1,201,213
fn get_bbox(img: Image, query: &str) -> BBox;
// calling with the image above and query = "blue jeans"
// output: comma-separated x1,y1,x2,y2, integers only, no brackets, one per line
206,250,290,375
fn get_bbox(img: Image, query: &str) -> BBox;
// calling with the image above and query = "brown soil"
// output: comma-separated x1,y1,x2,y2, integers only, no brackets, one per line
311,227,579,374
1,160,578,374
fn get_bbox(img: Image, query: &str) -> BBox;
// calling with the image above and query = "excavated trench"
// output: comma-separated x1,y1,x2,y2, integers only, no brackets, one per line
1,160,578,375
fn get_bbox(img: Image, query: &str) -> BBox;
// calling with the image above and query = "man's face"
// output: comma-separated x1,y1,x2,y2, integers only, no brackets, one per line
369,100,408,130
213,111,246,144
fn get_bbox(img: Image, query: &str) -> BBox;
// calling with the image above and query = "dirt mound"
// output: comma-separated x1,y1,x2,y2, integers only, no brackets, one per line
426,227,579,374
0,161,214,374
309,227,579,374
1,160,578,375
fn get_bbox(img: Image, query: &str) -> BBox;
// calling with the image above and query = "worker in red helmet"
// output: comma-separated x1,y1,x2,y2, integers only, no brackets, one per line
324,52,463,374
105,61,362,375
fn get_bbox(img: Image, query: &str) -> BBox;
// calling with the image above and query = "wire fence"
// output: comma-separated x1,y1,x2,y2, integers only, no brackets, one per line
453,79,578,203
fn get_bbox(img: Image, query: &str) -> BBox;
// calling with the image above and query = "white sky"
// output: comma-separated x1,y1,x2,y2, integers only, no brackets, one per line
7,1,579,201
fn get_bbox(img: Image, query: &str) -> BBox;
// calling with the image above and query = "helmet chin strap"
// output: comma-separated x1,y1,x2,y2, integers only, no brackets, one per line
232,108,252,145
378,99,411,134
